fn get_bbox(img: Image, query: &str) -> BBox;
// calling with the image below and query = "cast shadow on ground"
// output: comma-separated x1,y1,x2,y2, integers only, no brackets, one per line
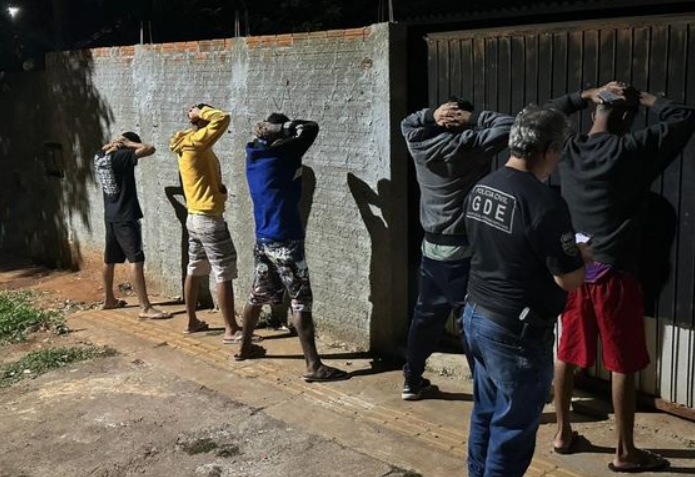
538,411,608,426
346,173,392,349
419,386,472,401
164,182,213,309
548,438,695,474
263,351,372,361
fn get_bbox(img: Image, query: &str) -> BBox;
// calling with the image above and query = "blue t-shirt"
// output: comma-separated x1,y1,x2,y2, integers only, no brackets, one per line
245,121,319,242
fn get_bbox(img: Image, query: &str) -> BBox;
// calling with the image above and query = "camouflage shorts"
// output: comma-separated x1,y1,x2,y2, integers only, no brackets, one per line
248,240,313,313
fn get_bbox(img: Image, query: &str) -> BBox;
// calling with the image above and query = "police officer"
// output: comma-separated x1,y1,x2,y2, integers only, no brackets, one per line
462,106,590,477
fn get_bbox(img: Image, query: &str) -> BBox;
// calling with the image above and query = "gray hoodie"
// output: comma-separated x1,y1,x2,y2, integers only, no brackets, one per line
402,108,514,245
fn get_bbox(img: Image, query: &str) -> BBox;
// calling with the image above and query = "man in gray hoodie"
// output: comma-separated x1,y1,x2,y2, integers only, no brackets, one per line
400,99,514,400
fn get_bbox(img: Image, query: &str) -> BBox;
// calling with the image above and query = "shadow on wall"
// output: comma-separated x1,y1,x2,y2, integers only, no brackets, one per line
347,173,392,348
637,192,677,316
164,180,213,308
28,50,114,269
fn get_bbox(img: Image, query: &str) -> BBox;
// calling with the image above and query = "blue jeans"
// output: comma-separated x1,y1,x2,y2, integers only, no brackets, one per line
404,256,473,384
461,303,554,477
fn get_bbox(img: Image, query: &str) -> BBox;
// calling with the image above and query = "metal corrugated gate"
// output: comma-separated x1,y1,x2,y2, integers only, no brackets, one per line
427,14,695,409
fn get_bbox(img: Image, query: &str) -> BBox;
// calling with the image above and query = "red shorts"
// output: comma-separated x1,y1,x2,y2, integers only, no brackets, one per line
558,270,650,374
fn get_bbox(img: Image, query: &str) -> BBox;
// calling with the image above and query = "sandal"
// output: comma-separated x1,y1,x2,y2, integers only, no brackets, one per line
554,431,588,455
302,365,350,383
139,309,173,320
102,299,127,310
608,451,669,473
223,331,263,344
183,320,209,334
233,344,266,361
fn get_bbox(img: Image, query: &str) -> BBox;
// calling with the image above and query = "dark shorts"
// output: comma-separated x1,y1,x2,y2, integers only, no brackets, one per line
104,220,144,264
558,270,650,374
248,240,312,313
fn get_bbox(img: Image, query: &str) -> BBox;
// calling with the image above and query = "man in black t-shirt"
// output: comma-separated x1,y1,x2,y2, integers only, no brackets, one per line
462,107,588,477
547,82,695,472
95,132,171,320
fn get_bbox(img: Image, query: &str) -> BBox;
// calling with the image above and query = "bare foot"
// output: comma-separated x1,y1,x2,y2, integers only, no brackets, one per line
138,306,173,320
553,428,574,451
223,330,263,344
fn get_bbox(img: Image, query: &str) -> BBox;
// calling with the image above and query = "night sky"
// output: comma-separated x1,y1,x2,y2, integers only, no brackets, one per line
1,0,688,71
1,0,574,70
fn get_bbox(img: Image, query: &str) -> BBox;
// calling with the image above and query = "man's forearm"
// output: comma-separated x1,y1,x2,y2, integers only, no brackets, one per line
123,140,156,158
545,92,587,115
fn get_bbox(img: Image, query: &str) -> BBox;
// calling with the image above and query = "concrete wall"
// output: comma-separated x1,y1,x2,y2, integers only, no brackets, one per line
0,23,408,353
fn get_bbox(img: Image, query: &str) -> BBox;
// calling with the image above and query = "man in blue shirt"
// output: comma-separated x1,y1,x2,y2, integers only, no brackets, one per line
236,113,347,382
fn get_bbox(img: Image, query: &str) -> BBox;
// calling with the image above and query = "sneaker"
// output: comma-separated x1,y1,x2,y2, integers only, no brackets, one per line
401,378,433,401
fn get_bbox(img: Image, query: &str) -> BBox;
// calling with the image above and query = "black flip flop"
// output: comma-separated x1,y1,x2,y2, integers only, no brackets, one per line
233,344,266,361
183,320,209,334
102,299,127,310
608,451,669,473
554,431,587,455
302,366,350,383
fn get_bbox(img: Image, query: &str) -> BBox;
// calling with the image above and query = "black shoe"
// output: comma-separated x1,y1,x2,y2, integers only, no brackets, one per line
401,378,433,401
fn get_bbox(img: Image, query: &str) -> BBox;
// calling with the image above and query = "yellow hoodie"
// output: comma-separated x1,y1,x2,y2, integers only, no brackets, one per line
170,106,230,216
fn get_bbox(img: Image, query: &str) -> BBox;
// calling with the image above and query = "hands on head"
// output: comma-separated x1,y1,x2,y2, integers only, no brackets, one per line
434,102,472,129
102,135,141,154
253,121,283,142
581,81,656,108
102,137,125,154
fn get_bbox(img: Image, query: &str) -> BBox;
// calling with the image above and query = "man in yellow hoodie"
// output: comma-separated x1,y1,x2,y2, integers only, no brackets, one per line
170,104,242,341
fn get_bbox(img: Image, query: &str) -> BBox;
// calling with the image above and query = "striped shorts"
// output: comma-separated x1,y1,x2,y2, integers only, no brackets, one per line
186,214,238,283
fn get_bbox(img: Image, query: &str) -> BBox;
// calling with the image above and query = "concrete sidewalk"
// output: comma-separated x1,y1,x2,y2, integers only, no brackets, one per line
72,299,695,477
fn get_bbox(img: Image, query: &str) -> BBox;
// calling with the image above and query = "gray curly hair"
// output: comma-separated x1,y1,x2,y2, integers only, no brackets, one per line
508,106,571,162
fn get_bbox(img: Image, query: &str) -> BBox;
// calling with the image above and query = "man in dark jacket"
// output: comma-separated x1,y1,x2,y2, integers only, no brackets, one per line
400,100,514,400
548,82,695,472
236,113,347,383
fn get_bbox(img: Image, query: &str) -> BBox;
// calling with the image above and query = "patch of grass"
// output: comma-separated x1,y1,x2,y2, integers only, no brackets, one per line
0,346,116,387
215,444,240,458
0,291,68,343
181,438,219,455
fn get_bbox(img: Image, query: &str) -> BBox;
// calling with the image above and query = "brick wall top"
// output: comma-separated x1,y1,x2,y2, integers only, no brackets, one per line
244,27,372,48
46,26,374,62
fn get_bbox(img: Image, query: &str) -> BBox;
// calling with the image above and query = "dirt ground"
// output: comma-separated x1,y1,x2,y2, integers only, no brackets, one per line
0,257,410,477
0,252,131,306
0,338,409,477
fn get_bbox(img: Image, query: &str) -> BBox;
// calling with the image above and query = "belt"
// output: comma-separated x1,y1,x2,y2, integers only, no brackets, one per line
468,301,554,339
424,232,469,246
